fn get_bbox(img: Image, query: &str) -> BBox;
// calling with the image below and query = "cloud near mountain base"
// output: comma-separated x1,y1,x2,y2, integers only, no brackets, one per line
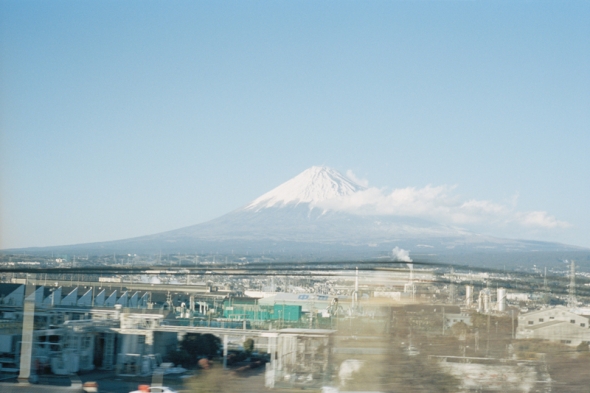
316,183,570,231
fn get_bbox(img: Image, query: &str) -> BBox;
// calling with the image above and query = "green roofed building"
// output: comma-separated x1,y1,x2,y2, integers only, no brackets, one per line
223,297,301,322
273,303,301,322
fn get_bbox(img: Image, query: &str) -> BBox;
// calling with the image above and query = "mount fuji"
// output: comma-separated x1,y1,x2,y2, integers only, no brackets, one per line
134,166,474,246
15,166,588,263
245,166,365,210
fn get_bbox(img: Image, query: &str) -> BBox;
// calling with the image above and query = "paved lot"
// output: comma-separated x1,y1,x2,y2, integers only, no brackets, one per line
0,363,268,393
0,383,83,393
0,371,188,393
78,370,190,393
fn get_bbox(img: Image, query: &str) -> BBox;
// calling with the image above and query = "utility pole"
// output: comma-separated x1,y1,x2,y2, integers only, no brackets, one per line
352,267,359,311
18,284,35,384
486,313,491,357
544,267,548,291
511,310,515,339
449,268,456,304
309,298,315,329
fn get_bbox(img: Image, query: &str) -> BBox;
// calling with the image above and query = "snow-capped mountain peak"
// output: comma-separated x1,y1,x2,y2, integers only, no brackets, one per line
245,166,365,210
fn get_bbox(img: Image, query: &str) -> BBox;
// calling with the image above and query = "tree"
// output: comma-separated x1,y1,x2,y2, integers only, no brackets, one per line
181,333,221,358
576,341,589,352
243,338,254,354
166,333,222,368
450,321,469,337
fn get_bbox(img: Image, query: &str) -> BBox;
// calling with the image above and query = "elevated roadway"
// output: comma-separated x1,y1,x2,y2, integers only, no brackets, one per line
23,279,230,298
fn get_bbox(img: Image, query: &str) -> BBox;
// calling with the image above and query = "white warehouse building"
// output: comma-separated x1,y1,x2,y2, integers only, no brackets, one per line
516,306,590,346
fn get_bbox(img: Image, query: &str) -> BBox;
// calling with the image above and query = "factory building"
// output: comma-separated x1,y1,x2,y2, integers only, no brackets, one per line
256,293,334,314
0,282,337,383
223,297,302,322
263,328,335,389
516,306,590,346
444,313,472,329
0,284,181,377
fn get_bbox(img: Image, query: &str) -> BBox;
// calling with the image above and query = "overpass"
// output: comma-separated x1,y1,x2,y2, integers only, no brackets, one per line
23,278,230,298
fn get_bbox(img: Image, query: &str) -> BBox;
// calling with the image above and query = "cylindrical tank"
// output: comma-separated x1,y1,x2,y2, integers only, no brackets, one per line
497,288,506,312
478,289,491,313
465,285,474,307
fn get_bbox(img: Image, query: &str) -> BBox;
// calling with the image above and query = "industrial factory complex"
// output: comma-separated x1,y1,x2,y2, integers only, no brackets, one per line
0,258,589,392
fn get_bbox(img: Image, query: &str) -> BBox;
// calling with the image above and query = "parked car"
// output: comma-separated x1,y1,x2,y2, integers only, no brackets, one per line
129,385,179,393
82,381,99,393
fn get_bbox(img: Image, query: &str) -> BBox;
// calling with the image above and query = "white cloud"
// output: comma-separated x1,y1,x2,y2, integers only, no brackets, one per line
517,211,570,229
345,170,369,187
315,184,569,231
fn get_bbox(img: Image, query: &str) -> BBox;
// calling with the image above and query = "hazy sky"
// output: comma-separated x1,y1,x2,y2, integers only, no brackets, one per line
1,1,589,249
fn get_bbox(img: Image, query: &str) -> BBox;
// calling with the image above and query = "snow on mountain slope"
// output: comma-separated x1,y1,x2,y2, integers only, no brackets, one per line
245,166,365,211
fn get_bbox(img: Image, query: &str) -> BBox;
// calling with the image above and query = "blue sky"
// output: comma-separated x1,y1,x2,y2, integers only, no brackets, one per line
1,1,589,249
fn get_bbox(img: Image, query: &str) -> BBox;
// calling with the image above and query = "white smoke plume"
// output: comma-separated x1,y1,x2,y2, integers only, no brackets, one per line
392,246,412,262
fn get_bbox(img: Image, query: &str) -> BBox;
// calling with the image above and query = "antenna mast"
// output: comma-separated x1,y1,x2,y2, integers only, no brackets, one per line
568,260,576,308
544,267,548,291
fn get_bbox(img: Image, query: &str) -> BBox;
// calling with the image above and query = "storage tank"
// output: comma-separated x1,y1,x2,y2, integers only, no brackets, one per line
497,288,506,312
465,285,474,307
478,289,491,313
